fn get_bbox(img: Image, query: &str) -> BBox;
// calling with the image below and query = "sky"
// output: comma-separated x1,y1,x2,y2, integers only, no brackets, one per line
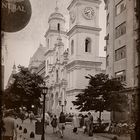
3,0,106,87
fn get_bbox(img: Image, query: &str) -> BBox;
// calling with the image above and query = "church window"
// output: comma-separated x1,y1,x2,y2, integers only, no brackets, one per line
115,0,126,16
85,38,91,52
115,46,126,61
106,55,109,66
71,40,74,55
57,23,60,31
115,22,126,38
115,70,126,82
107,13,109,26
47,60,49,70
56,69,59,82
47,39,49,48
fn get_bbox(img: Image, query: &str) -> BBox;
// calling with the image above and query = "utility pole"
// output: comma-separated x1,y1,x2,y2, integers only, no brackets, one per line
136,0,140,139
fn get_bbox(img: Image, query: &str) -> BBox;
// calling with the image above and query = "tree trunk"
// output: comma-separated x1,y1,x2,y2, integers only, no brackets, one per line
98,111,102,125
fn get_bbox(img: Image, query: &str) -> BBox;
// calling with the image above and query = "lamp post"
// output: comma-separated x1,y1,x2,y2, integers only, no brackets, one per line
59,99,67,113
41,86,48,140
31,105,34,113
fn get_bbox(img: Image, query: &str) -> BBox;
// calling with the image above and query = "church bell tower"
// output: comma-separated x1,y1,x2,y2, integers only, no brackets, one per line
66,0,104,113
67,0,102,62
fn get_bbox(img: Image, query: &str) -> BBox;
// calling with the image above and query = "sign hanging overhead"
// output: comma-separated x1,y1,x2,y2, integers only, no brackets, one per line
2,0,32,32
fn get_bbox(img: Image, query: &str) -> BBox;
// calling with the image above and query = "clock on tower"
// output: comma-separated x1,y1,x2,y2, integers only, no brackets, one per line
83,7,95,20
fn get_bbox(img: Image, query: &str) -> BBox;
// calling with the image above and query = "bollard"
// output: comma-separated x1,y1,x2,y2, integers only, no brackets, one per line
30,132,35,138
19,126,23,139
19,126,22,130
112,136,118,140
17,124,18,128
23,128,28,140
23,128,27,134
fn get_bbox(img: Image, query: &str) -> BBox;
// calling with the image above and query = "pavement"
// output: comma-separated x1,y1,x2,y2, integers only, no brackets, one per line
96,133,130,140
15,118,130,140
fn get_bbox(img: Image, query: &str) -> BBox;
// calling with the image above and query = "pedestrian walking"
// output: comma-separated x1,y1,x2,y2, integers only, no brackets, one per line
2,109,17,140
88,112,93,136
20,112,25,123
72,114,79,134
58,112,66,138
51,115,58,133
83,115,89,134
29,111,34,123
80,114,84,128
44,112,50,133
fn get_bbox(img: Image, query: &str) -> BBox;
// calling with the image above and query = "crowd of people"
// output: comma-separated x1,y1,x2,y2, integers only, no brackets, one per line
71,112,94,136
49,111,94,138
2,109,95,140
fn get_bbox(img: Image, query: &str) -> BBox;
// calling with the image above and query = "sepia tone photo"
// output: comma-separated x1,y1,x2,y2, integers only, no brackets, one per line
1,0,140,140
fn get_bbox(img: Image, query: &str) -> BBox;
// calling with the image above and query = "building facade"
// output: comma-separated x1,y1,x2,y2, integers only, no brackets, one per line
104,0,139,122
6,64,16,89
28,44,46,74
29,0,106,117
66,0,106,114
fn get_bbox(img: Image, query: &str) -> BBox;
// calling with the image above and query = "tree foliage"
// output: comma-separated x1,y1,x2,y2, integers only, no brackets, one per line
72,73,128,119
2,66,44,112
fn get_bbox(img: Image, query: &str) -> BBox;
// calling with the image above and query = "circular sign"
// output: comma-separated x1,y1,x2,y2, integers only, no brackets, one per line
2,0,32,32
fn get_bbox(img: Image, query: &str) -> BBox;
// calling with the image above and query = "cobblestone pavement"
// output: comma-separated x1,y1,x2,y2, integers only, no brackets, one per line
16,118,110,140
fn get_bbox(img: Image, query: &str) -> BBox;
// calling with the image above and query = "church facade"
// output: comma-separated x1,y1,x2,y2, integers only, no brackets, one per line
29,0,106,116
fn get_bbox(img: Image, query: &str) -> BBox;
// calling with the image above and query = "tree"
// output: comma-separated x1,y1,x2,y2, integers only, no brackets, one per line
72,73,128,121
2,66,44,113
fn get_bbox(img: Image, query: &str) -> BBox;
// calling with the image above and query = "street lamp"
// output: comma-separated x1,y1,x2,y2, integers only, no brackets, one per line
41,86,48,140
31,105,34,108
59,99,67,113
31,105,34,113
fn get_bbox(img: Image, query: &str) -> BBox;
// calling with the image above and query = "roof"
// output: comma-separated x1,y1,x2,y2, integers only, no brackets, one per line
48,7,65,22
28,44,47,69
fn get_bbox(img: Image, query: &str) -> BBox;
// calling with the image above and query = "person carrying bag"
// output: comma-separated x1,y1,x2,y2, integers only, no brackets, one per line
58,112,66,138
51,115,58,133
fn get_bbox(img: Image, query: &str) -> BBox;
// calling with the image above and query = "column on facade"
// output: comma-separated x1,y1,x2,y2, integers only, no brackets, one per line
62,79,67,113
51,91,55,114
55,92,60,115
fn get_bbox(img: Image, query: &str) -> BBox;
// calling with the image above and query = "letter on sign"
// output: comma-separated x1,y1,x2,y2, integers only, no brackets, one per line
2,0,32,32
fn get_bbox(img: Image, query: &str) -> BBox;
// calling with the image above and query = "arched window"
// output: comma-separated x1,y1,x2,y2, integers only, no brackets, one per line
51,94,54,109
71,40,74,55
57,23,60,31
47,60,49,70
56,69,59,82
85,38,91,52
47,39,49,48
55,92,58,107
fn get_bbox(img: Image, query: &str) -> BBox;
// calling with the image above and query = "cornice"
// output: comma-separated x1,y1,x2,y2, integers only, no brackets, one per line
44,75,49,79
118,87,140,94
44,49,54,56
67,0,77,10
48,17,65,23
66,60,102,70
67,0,102,10
36,65,45,74
29,66,38,70
45,28,67,38
67,25,101,36
66,88,83,95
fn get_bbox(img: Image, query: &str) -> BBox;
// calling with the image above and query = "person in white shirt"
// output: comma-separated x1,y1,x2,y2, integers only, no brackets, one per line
72,114,79,134
2,109,17,140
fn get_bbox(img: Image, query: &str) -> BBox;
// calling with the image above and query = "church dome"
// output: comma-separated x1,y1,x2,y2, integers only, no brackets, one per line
48,7,65,22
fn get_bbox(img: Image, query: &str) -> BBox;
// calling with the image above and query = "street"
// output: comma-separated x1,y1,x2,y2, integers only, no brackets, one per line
16,118,110,140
